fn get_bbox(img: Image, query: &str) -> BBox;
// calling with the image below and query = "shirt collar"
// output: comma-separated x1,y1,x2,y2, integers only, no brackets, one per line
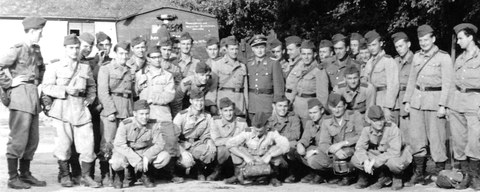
420,45,439,57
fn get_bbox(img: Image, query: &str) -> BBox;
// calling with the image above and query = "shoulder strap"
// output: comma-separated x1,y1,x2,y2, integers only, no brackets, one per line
66,61,80,86
219,63,241,88
415,50,440,80
368,54,385,80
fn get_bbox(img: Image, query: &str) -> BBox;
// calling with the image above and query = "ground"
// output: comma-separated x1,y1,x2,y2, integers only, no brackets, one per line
0,106,475,192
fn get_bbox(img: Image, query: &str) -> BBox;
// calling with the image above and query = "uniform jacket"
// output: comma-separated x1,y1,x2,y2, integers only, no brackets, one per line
395,51,413,114
292,60,329,106
160,59,182,86
282,56,301,78
333,81,376,114
226,129,289,157
298,117,325,150
177,75,216,107
317,112,363,154
324,56,361,88
173,54,200,79
267,112,302,148
210,116,248,146
173,107,213,150
126,55,146,74
354,122,402,166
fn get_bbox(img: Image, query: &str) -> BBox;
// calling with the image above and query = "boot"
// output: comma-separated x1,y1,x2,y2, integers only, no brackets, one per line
338,175,354,186
113,170,124,189
69,152,82,185
300,171,315,183
405,156,426,187
310,170,325,184
270,165,282,187
456,160,471,190
354,171,369,189
81,162,101,188
19,159,47,187
100,161,112,187
195,161,206,181
369,167,392,190
434,161,446,176
141,171,155,188
125,165,138,186
7,158,31,189
58,160,73,187
391,173,404,190
470,160,480,190
225,166,241,184
206,163,222,181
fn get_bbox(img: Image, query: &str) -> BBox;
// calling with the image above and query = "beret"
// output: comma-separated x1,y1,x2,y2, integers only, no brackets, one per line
367,105,384,121
250,34,267,47
350,33,363,41
343,65,360,76
22,16,46,30
219,97,235,109
195,60,211,74
332,33,347,44
319,39,333,48
131,36,146,47
327,93,345,107
115,41,130,52
134,99,150,111
273,95,288,103
158,36,173,47
417,24,434,37
64,34,80,46
391,32,409,43
359,38,368,50
179,32,193,41
365,30,381,44
300,40,315,50
206,37,219,47
96,32,110,43
78,32,95,45
146,44,160,56
307,98,323,109
157,26,171,39
454,23,478,34
285,36,302,46
252,112,269,129
225,36,239,46
189,89,205,99
268,38,282,49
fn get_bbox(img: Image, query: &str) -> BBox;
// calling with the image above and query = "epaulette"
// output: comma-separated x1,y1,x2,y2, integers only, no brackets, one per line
179,109,188,114
237,117,246,122
245,127,252,132
148,119,157,123
288,111,296,116
50,58,60,63
183,80,192,87
360,82,369,88
338,82,347,88
160,121,173,126
122,119,133,124
438,50,448,54
213,116,221,120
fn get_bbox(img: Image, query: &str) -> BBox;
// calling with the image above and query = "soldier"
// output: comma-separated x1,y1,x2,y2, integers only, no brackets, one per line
391,32,414,142
333,65,375,124
0,16,47,189
173,89,216,180
110,100,171,189
78,32,95,61
226,112,290,187
296,99,327,184
352,105,412,190
176,60,216,113
291,40,329,123
170,37,180,61
174,32,200,79
247,34,286,120
315,93,364,185
447,23,480,190
219,37,227,58
92,32,113,79
42,34,99,188
349,33,363,59
362,30,400,123
96,41,135,186
282,36,302,78
325,34,362,88
210,97,248,181
205,37,220,68
357,38,370,66
126,36,147,73
268,38,284,62
318,39,334,63
210,36,248,117
403,24,452,186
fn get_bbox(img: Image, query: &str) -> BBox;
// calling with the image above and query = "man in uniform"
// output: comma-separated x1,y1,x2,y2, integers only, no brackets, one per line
247,35,285,120
126,36,147,73
318,39,334,63
352,105,412,190
174,32,200,79
362,30,400,124
357,38,370,66
283,36,302,77
0,16,47,189
173,89,216,180
403,24,452,185
392,32,414,142
205,37,220,68
226,112,290,187
210,97,248,181
349,33,363,60
97,41,135,186
268,38,284,61
92,32,113,79
291,40,329,124
176,61,216,113
325,33,361,89
315,93,363,185
210,36,248,117
42,34,99,188
110,100,171,189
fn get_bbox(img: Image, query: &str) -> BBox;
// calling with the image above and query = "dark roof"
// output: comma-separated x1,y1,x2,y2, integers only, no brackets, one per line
118,6,216,21
0,0,213,21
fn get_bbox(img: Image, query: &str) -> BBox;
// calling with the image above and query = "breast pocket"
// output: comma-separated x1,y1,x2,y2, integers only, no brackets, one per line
56,71,73,86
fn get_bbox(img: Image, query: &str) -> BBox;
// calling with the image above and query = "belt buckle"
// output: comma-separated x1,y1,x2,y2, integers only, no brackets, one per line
123,93,129,98
254,89,260,94
460,87,467,93
418,86,425,91
235,88,241,92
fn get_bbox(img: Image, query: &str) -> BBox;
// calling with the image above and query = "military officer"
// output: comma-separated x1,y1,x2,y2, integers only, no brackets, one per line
403,25,452,186
110,100,171,189
210,97,248,181
174,32,200,79
291,40,329,123
42,34,99,188
205,37,220,68
352,105,412,190
318,39,334,63
176,60,216,113
97,41,135,186
210,36,249,117
362,30,400,123
447,23,480,190
173,89,216,180
283,36,303,77
226,112,290,187
126,36,147,73
349,33,363,59
247,34,286,120
0,16,47,189
324,34,361,88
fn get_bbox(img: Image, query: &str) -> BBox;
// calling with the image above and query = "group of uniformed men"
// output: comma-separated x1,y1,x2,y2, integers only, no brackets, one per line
2,16,480,191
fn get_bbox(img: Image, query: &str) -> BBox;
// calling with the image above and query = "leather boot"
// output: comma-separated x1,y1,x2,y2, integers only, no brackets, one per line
141,171,155,188
81,162,101,188
7,158,31,189
300,171,315,183
434,161,446,176
470,160,480,190
100,161,112,187
206,163,222,181
391,172,404,190
165,157,184,183
270,165,282,187
113,170,124,189
58,160,73,187
355,171,369,189
225,166,241,184
195,161,206,181
69,152,82,185
456,160,471,190
125,165,138,186
19,159,46,187
405,156,426,187
369,167,392,190
310,170,325,184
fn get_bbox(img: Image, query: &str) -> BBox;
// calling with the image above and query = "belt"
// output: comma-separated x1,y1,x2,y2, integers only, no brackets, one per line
219,87,244,93
400,86,407,91
298,93,316,98
249,88,274,95
456,85,480,93
415,85,441,91
376,86,387,92
286,89,293,93
24,80,35,84
70,91,87,97
112,92,132,98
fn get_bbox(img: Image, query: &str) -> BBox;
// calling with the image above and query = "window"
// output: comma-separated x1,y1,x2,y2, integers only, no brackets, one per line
68,22,95,36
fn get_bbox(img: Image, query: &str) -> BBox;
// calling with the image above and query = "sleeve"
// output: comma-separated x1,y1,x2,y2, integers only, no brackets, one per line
97,65,117,116
272,59,285,98
298,120,313,147
384,58,400,108
316,68,330,106
143,125,166,161
0,46,19,89
150,72,175,105
373,127,402,166
365,83,376,114
353,127,371,164
208,61,219,105
272,131,290,154
41,64,67,99
85,66,96,105
403,55,417,103
173,113,184,138
199,116,212,142
113,122,142,166
317,120,332,153
242,65,249,111
226,132,248,149
439,54,453,107
287,115,302,148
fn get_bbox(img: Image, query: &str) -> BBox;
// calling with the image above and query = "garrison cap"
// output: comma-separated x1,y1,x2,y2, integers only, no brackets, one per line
417,24,434,37
220,37,227,47
250,34,268,47
22,16,47,30
332,33,347,44
365,30,381,44
64,34,80,46
391,32,409,43
225,36,239,46
252,112,269,129
179,32,193,41
359,38,368,50
268,38,282,49
146,45,160,56
308,98,323,110
195,60,211,73
327,93,346,107
350,33,363,41
134,99,150,111
219,97,235,109
285,36,302,46
300,40,315,50
189,89,205,99
78,32,95,45
115,41,130,52
158,36,173,47
131,36,146,47
454,23,478,34
319,39,333,48
96,32,110,43
367,105,384,121
273,95,289,103
343,64,360,76
206,37,219,47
